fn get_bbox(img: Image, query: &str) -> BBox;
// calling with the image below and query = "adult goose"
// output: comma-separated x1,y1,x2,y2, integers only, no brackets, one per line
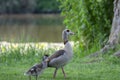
46,29,74,78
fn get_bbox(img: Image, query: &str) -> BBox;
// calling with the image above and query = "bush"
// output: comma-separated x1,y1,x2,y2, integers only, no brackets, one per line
58,0,114,49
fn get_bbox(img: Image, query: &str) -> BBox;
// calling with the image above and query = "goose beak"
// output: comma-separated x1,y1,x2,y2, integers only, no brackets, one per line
69,32,74,35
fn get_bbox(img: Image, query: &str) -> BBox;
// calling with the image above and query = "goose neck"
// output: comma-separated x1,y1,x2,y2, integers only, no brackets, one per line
64,40,68,45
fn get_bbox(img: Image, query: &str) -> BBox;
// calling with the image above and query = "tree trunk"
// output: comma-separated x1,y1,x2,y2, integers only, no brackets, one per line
89,0,120,57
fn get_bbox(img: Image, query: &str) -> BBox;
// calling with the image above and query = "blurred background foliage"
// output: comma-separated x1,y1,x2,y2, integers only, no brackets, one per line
0,0,114,50
0,0,60,14
58,0,114,50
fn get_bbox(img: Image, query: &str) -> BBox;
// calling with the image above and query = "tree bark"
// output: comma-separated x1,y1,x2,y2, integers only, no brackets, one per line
89,0,120,57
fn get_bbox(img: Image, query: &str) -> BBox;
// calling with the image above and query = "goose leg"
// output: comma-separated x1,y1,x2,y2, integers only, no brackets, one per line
61,67,66,78
35,75,38,80
53,68,58,78
29,76,31,80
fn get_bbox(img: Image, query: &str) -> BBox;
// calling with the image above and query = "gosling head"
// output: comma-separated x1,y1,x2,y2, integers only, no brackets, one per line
42,54,49,61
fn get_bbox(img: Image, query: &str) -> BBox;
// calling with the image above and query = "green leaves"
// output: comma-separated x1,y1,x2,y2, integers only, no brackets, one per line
59,0,114,49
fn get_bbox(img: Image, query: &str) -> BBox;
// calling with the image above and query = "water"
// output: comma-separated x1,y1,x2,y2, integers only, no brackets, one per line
0,14,65,42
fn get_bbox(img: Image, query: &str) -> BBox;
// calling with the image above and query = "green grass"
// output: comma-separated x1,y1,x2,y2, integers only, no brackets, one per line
0,44,120,80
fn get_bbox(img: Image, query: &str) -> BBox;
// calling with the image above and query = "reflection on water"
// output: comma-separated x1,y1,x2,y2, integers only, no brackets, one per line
0,14,65,42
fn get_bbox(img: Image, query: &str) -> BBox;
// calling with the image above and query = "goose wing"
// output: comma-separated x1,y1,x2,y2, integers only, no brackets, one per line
25,61,47,76
47,49,66,67
48,49,65,61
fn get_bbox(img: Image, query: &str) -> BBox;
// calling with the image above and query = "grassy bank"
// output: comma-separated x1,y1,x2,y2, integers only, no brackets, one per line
0,43,120,80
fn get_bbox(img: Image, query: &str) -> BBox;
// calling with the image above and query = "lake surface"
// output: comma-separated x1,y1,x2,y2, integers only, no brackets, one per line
0,14,65,42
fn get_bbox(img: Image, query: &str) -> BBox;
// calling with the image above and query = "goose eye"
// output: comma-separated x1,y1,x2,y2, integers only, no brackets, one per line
66,30,70,32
